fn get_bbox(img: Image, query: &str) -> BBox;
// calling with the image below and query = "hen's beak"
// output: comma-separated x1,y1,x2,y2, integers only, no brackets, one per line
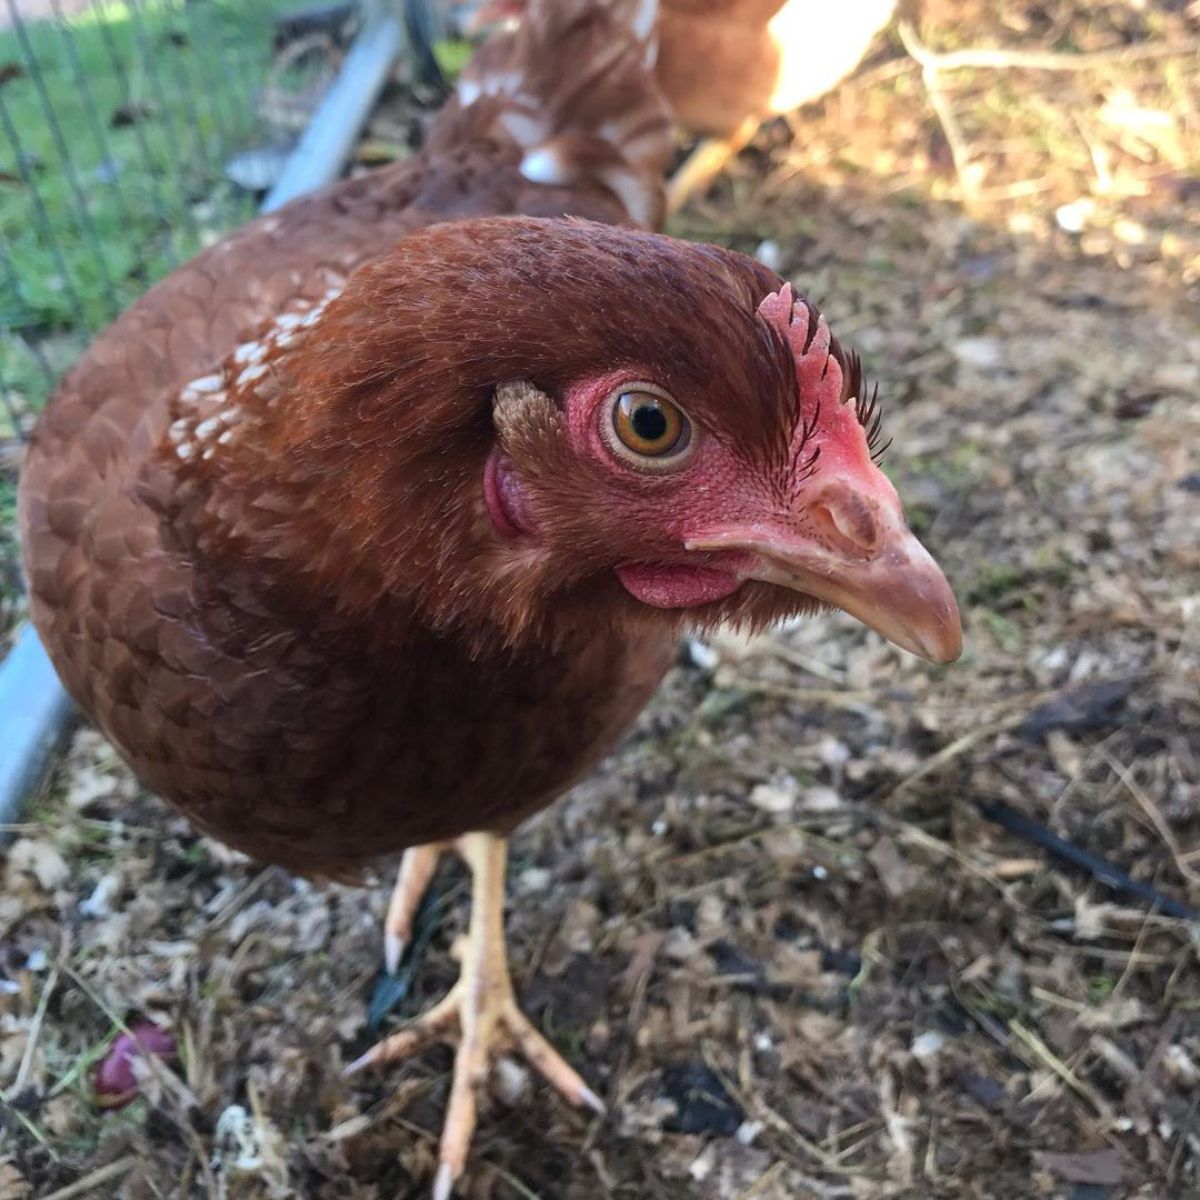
686,479,962,664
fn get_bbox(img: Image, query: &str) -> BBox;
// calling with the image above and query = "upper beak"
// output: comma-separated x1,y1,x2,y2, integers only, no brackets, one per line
686,481,962,664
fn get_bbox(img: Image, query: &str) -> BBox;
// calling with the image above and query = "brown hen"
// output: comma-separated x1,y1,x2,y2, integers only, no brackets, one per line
19,0,958,1194
659,0,897,208
470,0,897,210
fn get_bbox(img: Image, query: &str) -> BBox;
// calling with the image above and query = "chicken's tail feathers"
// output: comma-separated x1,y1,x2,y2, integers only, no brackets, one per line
434,0,672,229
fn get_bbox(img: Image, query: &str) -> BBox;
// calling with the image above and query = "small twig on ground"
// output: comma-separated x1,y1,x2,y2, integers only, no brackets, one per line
12,931,67,1094
897,18,1200,201
716,1044,863,1176
201,864,274,933
730,679,875,709
39,1156,138,1200
1030,986,1086,1012
877,713,1021,802
1100,747,1200,887
735,1162,787,1200
1109,909,1158,1004
896,23,1200,74
897,22,978,199
1166,1091,1200,1188
875,811,1012,899
771,643,848,684
1126,1010,1182,1116
490,1164,543,1200
1071,112,1114,194
1009,1019,1113,1121
974,798,1199,921
0,1096,55,1160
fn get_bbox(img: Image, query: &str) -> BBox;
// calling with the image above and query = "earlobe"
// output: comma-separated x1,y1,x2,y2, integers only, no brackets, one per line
487,381,572,536
490,377,585,494
492,380,562,449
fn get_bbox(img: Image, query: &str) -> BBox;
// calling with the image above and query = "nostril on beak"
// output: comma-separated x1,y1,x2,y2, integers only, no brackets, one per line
810,486,881,559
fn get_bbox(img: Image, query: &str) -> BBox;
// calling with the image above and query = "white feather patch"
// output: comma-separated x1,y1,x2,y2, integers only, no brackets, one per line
520,146,570,186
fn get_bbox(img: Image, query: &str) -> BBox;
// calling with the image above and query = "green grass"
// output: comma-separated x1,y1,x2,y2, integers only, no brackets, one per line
1,1,295,625
0,474,16,605
0,0,294,434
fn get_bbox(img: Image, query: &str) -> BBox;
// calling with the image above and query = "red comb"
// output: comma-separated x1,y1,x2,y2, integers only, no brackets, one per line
757,283,865,480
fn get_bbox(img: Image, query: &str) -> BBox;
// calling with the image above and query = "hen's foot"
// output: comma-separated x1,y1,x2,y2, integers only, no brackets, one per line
348,832,603,1198
384,842,447,973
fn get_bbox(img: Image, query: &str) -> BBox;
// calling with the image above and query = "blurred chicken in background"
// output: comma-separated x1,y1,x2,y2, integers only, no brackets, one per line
466,0,897,211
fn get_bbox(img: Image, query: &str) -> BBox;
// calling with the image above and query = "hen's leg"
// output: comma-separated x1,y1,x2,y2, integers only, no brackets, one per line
384,842,447,973
346,832,603,1199
666,116,762,215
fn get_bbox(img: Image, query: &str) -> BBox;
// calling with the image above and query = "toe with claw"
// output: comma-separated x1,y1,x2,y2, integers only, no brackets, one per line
349,832,604,1196
384,842,446,974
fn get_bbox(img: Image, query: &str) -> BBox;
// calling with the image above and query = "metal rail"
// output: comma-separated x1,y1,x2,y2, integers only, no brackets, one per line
0,3,406,833
265,3,404,212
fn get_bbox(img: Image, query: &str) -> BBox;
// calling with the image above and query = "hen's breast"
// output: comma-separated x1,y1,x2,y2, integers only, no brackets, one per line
113,605,674,876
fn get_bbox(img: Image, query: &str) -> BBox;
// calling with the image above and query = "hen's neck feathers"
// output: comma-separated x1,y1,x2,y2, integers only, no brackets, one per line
152,219,816,654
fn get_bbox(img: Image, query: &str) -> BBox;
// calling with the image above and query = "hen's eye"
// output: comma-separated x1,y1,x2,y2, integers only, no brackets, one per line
607,386,693,465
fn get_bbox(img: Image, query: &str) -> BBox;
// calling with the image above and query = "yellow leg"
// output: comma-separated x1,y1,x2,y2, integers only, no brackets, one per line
384,842,447,973
347,833,603,1198
666,116,762,215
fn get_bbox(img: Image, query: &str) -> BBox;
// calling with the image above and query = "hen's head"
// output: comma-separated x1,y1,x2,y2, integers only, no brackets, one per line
239,218,959,660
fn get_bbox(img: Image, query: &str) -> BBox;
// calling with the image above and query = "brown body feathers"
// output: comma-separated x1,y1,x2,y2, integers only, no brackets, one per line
19,0,682,874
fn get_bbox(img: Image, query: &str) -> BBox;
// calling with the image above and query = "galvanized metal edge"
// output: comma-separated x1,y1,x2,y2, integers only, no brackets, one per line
264,6,404,212
0,625,73,831
0,5,406,834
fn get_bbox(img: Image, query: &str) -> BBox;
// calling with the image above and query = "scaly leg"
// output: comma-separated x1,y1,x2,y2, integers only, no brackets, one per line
384,842,447,973
666,116,763,216
347,832,603,1199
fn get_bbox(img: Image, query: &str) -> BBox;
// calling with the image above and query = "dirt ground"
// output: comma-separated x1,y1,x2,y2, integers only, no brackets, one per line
1,2,1198,1198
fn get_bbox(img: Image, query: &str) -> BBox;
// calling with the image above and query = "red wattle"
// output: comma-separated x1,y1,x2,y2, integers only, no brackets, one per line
615,562,743,609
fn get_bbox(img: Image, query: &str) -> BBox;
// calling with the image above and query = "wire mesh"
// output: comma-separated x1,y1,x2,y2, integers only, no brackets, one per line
0,0,364,633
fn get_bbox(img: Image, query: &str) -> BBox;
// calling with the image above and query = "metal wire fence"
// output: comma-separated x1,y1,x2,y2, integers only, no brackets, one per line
0,0,363,629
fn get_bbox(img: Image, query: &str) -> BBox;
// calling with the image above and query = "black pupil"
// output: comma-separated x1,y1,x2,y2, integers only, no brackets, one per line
630,401,668,442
